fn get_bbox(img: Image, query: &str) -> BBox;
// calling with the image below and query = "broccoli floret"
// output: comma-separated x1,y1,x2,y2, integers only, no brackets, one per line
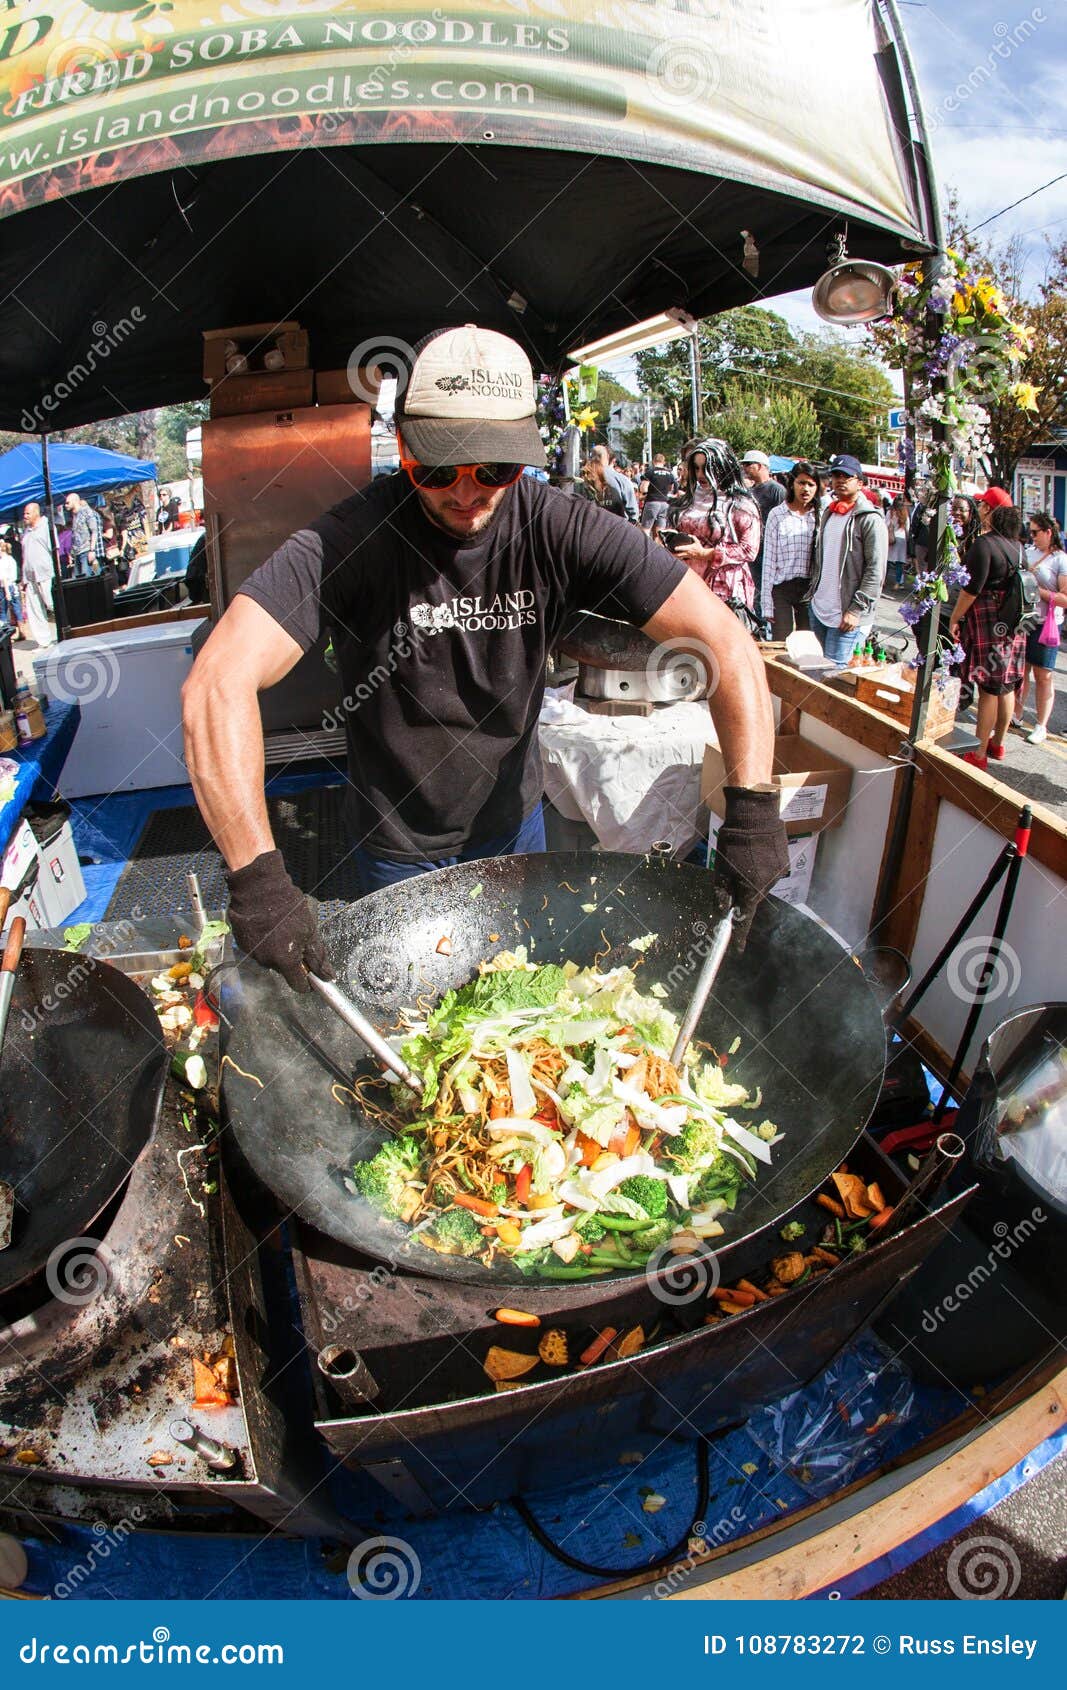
631,1218,674,1251
780,1219,806,1242
431,1208,484,1256
574,1213,606,1244
490,1181,507,1204
665,1118,721,1175
618,1175,668,1218
691,1157,743,1208
351,1138,422,1218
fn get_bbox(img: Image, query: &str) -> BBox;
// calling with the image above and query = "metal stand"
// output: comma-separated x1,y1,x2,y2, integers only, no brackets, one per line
892,803,1032,1116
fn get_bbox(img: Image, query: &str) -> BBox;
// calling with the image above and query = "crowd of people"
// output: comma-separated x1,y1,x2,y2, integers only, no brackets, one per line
563,437,1062,767
0,491,152,649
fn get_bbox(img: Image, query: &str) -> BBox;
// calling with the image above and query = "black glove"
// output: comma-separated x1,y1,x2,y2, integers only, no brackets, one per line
710,786,790,948
225,849,332,993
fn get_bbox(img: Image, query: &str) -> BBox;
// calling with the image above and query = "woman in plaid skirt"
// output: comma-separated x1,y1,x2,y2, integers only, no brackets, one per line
949,504,1028,770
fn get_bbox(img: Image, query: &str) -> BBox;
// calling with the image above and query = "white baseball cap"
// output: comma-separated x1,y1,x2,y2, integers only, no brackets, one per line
396,323,545,467
741,449,770,468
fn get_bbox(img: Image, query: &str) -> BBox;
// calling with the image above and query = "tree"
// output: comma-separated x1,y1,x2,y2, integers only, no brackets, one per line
633,305,896,462
705,380,821,460
787,332,897,461
941,193,1067,489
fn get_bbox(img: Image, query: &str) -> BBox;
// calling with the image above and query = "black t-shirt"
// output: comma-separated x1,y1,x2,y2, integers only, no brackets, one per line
962,534,1021,596
643,465,677,500
751,479,785,562
239,472,685,861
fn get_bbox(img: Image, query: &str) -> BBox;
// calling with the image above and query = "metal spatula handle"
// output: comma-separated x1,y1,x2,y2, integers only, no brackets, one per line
308,973,422,1093
670,907,737,1066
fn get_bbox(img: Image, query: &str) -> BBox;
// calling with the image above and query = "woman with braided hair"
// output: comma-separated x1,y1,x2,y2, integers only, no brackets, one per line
667,437,760,610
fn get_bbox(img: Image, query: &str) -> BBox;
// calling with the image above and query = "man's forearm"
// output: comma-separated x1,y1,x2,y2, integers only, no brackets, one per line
183,671,275,873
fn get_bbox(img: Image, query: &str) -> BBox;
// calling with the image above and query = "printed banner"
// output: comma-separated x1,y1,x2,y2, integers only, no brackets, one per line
0,0,922,233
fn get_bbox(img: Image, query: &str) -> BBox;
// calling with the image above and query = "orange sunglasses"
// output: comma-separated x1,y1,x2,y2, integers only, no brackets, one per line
400,454,524,492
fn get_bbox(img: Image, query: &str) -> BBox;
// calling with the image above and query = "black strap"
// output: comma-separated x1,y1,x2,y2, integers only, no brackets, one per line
511,1428,734,1582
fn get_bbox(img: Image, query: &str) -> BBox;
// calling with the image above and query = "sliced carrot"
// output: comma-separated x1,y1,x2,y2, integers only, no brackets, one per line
488,1097,509,1119
494,1308,541,1328
578,1132,602,1168
811,1247,840,1267
514,1163,532,1206
579,1327,618,1367
718,1300,749,1316
816,1193,846,1219
453,1192,499,1218
736,1278,770,1302
867,1181,886,1212
868,1207,895,1232
712,1286,755,1307
622,1121,641,1158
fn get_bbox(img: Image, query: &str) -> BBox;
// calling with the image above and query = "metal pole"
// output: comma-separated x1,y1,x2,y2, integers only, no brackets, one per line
688,328,702,437
644,394,652,464
39,432,62,586
934,805,1032,1117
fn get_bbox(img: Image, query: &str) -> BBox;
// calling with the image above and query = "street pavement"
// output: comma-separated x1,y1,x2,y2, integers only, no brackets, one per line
872,584,1067,824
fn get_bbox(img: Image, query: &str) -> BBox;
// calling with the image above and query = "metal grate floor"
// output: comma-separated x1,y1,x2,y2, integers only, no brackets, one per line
103,788,363,920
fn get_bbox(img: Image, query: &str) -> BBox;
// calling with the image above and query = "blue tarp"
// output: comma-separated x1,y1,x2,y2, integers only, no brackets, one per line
0,441,156,516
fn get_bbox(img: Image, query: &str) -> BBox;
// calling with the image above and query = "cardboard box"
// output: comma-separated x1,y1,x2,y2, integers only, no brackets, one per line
208,368,315,419
707,814,817,906
315,367,382,408
203,321,308,383
1,820,46,932
34,820,86,928
701,732,854,838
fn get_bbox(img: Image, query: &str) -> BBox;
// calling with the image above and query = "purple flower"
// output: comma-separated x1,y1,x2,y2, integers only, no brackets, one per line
899,602,923,627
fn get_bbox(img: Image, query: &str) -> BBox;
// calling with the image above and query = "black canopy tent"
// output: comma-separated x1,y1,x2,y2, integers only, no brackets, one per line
0,0,939,433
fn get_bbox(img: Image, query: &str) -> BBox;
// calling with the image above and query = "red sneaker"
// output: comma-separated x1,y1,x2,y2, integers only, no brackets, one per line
987,742,1006,761
962,750,988,770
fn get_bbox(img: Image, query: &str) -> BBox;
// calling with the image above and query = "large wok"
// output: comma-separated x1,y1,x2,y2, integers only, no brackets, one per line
223,853,886,1285
0,948,168,1297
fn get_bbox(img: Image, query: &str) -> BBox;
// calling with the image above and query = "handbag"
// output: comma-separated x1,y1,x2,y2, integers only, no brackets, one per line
1038,594,1060,648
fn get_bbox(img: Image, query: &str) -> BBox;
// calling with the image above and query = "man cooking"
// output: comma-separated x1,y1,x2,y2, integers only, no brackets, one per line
182,325,788,991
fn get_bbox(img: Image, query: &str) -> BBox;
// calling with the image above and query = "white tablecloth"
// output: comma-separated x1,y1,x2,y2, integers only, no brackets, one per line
538,685,716,854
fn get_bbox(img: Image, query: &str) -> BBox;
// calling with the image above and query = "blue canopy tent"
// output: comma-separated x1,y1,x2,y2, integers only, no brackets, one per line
0,440,156,519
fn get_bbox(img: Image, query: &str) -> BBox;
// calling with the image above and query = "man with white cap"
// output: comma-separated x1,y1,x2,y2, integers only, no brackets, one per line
741,450,785,601
183,325,788,991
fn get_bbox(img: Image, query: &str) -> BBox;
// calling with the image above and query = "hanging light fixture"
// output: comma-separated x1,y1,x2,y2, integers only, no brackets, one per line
812,232,896,324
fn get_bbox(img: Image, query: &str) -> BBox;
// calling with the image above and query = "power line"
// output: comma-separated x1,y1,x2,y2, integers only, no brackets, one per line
969,172,1067,233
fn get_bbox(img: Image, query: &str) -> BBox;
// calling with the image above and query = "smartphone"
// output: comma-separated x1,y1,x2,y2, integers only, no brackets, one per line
659,528,687,552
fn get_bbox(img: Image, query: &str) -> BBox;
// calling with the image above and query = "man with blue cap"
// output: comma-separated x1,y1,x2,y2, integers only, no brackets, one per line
805,453,887,662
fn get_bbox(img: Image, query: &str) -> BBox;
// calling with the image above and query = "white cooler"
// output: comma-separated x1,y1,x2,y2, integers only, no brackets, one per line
33,619,206,798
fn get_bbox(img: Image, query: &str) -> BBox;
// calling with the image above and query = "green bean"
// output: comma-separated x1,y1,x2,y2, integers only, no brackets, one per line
596,1214,649,1233
533,1263,611,1280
